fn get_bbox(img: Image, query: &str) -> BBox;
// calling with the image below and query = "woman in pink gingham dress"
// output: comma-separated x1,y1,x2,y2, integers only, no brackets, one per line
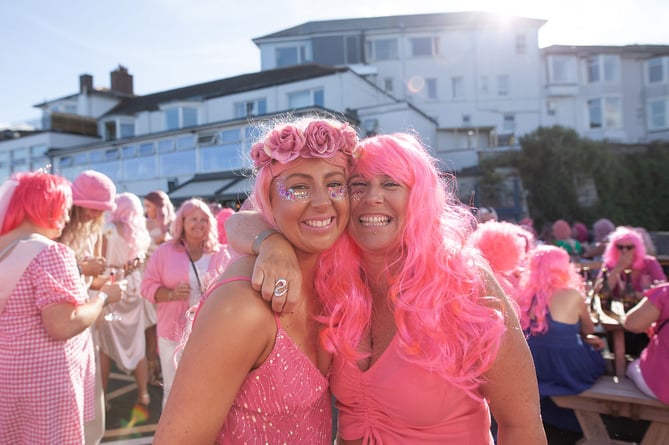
0,172,122,444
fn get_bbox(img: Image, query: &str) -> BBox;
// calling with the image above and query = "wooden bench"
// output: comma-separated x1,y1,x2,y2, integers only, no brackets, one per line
552,376,669,444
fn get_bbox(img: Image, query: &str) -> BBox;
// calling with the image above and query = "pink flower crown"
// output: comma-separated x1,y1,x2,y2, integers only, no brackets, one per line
250,120,360,169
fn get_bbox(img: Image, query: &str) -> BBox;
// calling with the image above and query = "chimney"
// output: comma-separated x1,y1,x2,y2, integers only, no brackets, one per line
110,65,134,95
80,74,93,93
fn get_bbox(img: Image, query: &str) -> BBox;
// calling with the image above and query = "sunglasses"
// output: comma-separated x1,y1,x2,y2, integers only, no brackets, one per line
616,244,635,251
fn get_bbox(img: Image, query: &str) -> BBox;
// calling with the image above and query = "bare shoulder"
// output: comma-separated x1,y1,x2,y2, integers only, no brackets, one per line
197,256,275,337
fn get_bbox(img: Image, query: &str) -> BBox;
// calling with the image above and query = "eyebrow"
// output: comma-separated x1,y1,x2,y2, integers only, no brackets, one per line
283,170,346,181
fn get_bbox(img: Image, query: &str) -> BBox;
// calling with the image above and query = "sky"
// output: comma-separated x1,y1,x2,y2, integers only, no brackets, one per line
2,0,668,128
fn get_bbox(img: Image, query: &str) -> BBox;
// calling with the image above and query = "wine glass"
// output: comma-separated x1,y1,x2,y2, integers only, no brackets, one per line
103,267,124,322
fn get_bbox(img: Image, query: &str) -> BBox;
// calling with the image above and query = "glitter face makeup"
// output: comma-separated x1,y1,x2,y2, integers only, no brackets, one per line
275,176,348,202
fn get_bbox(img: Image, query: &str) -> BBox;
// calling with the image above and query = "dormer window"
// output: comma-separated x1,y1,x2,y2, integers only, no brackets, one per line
162,104,199,131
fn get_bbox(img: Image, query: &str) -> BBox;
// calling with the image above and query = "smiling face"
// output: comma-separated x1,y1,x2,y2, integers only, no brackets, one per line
182,208,210,243
347,171,409,256
269,158,349,256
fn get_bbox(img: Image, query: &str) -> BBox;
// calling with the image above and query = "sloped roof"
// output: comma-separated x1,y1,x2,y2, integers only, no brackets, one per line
254,11,546,42
104,64,348,117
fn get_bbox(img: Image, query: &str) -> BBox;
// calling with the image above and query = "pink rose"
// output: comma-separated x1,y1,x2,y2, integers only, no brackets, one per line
339,123,360,156
250,142,271,168
264,125,305,163
304,120,341,158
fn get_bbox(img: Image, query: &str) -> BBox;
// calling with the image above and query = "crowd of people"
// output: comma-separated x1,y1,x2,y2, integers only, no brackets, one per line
1,114,668,444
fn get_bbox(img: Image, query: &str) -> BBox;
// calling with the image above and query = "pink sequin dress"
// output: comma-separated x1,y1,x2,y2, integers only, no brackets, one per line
209,277,332,444
0,243,95,444
331,335,494,444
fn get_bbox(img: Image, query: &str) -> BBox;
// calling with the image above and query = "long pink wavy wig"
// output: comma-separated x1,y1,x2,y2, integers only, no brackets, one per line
518,245,584,335
602,226,646,270
316,133,506,399
110,192,151,260
170,198,220,253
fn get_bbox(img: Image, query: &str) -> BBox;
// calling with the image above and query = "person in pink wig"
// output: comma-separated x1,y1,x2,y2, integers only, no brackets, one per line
141,197,230,410
153,117,357,444
0,172,121,443
227,133,546,444
467,220,533,305
97,192,152,407
517,245,605,433
600,226,666,356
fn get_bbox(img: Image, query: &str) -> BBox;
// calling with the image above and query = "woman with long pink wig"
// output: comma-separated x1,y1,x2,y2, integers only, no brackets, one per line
227,133,546,444
518,245,605,433
0,172,122,443
153,116,357,444
143,190,175,253
97,192,153,407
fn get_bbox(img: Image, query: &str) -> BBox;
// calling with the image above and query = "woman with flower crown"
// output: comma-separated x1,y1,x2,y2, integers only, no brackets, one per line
153,116,358,444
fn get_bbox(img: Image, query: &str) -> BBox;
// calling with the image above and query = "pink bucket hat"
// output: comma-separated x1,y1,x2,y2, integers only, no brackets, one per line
71,170,116,211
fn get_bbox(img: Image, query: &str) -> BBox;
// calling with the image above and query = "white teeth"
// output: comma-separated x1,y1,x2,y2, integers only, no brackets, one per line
304,217,332,228
359,215,390,226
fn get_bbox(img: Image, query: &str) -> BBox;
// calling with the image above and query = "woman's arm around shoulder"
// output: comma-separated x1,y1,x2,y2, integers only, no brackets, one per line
481,270,547,445
153,256,277,444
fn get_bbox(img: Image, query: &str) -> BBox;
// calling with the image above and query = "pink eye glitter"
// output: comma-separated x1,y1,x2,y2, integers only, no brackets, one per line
276,177,348,202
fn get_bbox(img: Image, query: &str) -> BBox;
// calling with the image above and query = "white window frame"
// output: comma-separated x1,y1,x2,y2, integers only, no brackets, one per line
288,88,324,109
647,57,666,84
409,36,440,57
275,44,311,67
515,33,527,55
425,78,438,99
366,38,399,61
497,75,510,96
234,97,267,118
161,103,200,131
648,98,668,131
452,76,464,99
587,96,622,129
587,55,620,83
548,55,577,84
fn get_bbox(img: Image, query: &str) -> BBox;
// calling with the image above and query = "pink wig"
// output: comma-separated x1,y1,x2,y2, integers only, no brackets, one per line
215,207,235,244
144,190,175,236
467,220,530,305
1,172,72,235
602,226,646,270
572,222,589,244
552,219,572,241
110,193,151,260
518,245,584,335
170,198,220,253
593,218,615,243
316,133,506,399
248,116,358,226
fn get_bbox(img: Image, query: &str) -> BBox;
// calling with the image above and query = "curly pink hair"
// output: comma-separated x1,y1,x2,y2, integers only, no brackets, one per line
518,245,584,335
316,133,506,399
602,226,646,270
170,198,220,253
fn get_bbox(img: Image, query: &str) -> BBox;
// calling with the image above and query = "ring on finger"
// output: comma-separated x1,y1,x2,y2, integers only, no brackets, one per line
273,278,288,297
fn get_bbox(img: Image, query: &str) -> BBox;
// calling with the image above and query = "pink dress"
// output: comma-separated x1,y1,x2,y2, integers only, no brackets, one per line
639,284,669,404
203,277,332,444
331,335,494,444
0,243,95,444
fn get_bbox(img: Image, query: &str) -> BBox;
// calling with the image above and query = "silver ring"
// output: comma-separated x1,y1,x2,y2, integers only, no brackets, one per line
273,278,288,297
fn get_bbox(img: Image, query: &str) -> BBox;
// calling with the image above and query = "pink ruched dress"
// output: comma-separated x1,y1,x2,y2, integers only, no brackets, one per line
331,335,494,444
210,277,332,444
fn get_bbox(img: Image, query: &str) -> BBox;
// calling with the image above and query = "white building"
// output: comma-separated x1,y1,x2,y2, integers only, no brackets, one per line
1,11,668,209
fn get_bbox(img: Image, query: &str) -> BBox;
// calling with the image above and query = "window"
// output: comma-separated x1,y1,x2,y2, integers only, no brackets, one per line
121,145,136,158
177,135,196,151
588,97,622,129
503,114,515,131
462,115,471,126
452,76,464,99
515,33,526,55
649,99,667,130
366,38,398,61
276,45,310,67
104,121,117,141
234,98,267,118
139,143,154,156
426,78,437,99
120,122,135,138
157,139,174,153
410,37,439,57
160,151,196,177
549,56,577,83
124,156,156,178
201,129,244,172
288,88,324,109
648,58,664,83
164,106,198,130
588,55,619,83
105,148,119,160
497,75,510,96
